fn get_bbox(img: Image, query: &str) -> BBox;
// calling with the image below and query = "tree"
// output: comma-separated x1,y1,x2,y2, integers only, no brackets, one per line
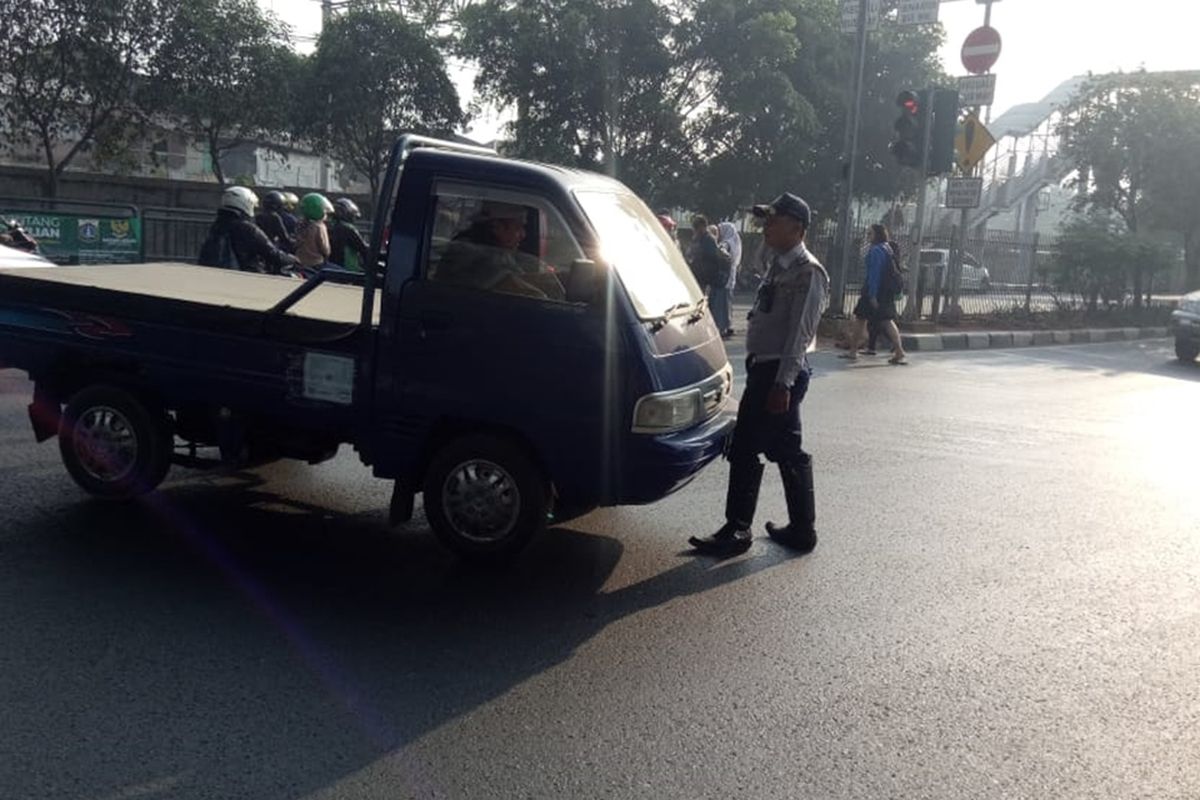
145,0,297,187
0,0,170,197
306,5,463,197
1053,211,1176,312
684,0,947,217
1058,71,1200,297
459,0,693,202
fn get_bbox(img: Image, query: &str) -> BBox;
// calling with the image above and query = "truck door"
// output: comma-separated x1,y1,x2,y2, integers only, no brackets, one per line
372,181,617,501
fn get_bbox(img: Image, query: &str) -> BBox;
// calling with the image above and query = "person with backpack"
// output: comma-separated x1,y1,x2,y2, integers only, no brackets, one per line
328,198,370,273
844,224,907,364
255,190,295,253
196,187,297,274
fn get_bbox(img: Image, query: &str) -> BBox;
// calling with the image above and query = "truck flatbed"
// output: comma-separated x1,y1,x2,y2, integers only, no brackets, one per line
0,264,379,340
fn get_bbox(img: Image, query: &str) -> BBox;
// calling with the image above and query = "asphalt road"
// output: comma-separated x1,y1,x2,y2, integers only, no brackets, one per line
1,340,1198,800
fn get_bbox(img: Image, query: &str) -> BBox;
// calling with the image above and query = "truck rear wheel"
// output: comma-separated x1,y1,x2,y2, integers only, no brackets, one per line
1175,337,1199,363
423,434,548,561
58,385,172,499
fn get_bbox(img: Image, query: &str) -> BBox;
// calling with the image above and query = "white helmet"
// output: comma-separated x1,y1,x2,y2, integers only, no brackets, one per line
220,186,258,218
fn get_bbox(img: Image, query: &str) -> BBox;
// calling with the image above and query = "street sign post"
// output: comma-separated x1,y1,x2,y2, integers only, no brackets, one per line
897,0,938,25
957,74,997,107
961,26,1002,74
945,177,983,209
955,112,997,172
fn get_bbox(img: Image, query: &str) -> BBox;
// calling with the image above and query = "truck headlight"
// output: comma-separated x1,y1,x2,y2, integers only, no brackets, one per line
632,389,702,434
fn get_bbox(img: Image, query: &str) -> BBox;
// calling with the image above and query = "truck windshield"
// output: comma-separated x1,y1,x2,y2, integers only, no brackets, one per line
574,189,703,320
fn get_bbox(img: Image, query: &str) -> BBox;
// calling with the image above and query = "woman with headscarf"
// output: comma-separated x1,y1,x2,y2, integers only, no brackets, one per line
714,222,742,340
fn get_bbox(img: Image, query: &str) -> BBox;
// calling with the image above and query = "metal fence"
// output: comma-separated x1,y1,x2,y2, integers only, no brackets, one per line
142,206,213,262
750,224,1053,320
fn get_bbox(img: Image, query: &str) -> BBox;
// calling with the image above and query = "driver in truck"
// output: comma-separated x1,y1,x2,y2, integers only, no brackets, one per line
437,201,565,301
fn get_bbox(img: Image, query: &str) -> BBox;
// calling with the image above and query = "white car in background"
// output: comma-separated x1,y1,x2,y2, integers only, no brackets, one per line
0,244,54,268
918,249,991,293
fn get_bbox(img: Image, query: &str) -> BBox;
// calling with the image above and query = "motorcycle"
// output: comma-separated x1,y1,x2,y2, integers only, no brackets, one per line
1,219,40,254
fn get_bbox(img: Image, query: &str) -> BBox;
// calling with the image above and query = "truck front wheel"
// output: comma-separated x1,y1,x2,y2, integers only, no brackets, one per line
1175,337,1199,363
423,434,548,561
58,385,173,499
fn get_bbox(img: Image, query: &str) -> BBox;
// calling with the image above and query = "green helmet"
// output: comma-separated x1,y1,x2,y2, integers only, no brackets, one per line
301,192,333,221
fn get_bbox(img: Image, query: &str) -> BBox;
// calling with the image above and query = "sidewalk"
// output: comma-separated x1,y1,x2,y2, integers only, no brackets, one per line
729,299,1169,353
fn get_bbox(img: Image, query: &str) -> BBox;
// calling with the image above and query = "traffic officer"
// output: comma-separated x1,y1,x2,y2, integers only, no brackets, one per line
689,192,829,557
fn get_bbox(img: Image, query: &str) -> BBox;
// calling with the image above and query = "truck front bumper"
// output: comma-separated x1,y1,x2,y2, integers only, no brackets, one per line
615,410,736,505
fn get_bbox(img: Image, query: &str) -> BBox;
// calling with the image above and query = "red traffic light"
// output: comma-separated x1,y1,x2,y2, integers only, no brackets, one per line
897,90,919,115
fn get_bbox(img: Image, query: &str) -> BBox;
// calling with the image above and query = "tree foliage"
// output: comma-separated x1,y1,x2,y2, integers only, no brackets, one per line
459,0,946,216
1059,71,1200,293
147,0,297,187
306,4,463,197
1053,211,1176,312
0,0,171,196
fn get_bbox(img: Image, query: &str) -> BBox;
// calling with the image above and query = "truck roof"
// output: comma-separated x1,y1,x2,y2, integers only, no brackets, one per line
407,148,631,195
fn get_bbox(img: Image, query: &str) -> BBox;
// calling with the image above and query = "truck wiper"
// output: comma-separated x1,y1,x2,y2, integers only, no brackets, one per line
649,302,692,331
687,295,708,323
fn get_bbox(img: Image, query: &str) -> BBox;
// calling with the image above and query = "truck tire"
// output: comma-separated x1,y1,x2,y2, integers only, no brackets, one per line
1175,337,1200,363
58,385,173,499
423,433,548,561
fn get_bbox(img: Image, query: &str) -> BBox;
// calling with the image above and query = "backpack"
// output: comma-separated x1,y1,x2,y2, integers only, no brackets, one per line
197,227,237,269
882,242,907,297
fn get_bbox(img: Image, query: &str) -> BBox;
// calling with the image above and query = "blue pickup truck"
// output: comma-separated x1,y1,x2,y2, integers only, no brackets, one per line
0,136,734,560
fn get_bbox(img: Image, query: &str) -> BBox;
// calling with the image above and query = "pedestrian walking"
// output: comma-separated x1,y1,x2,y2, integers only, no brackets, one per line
686,215,730,294
844,224,907,364
689,193,829,557
715,222,742,339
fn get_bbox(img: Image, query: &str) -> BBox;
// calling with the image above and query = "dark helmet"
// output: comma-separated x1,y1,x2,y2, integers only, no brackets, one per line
262,190,286,212
333,198,361,222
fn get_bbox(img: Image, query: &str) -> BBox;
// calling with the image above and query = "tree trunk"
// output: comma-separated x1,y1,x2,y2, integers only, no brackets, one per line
209,135,226,188
42,135,58,199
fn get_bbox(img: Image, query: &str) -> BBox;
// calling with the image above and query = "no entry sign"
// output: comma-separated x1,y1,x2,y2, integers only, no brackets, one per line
961,26,1002,75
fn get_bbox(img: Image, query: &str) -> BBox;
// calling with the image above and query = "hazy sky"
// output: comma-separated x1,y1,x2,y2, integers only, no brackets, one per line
261,0,1198,139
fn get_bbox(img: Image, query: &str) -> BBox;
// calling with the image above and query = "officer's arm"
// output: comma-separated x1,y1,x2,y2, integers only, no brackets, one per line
775,269,828,387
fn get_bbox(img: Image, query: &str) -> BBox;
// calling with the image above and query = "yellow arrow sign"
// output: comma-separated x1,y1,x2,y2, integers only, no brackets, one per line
955,112,996,173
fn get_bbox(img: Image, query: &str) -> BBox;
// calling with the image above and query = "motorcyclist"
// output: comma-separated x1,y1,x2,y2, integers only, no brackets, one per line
280,192,300,237
328,198,370,272
1,219,39,253
294,192,338,273
197,186,297,274
255,190,295,253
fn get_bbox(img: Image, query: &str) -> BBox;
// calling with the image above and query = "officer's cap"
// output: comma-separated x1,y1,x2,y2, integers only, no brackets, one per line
751,193,811,227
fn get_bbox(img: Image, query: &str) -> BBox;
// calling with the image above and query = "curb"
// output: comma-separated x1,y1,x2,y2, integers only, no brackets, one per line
901,327,1169,353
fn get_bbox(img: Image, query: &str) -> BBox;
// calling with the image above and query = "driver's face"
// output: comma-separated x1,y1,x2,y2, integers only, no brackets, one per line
491,218,526,250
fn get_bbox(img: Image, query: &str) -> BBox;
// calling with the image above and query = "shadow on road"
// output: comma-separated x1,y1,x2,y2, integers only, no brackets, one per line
0,473,795,800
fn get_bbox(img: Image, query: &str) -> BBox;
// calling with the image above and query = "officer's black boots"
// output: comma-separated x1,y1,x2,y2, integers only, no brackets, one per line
724,457,764,529
688,522,752,556
766,452,817,553
690,456,762,556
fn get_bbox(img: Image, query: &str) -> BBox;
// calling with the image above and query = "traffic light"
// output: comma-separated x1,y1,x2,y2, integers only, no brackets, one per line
927,88,960,176
890,89,926,169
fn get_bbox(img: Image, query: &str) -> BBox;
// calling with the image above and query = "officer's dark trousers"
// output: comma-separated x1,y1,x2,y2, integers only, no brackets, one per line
725,358,814,531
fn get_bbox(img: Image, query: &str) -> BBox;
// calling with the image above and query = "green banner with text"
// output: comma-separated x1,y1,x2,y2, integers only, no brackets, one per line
2,212,142,265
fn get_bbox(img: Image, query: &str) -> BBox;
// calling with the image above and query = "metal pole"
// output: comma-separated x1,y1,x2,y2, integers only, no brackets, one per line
903,92,935,322
834,0,871,316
